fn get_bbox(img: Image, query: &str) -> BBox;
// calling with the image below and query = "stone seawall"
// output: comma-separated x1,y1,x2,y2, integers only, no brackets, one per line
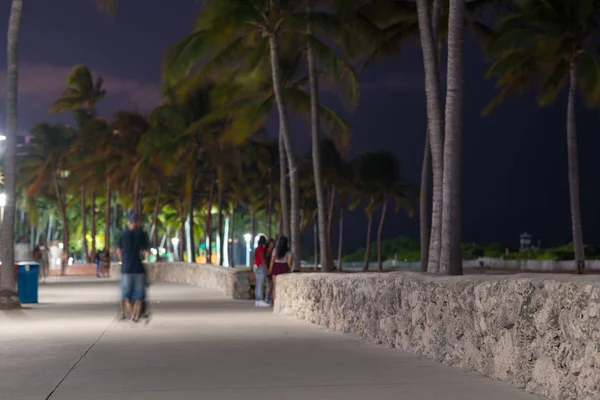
110,262,251,300
274,272,600,400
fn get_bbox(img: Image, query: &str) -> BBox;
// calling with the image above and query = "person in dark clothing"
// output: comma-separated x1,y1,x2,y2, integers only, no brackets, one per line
95,250,102,278
117,213,150,322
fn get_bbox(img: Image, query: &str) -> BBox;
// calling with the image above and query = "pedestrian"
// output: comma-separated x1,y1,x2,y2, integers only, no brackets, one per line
95,250,102,278
268,235,292,305
253,235,269,307
100,248,111,278
265,238,275,304
116,213,150,322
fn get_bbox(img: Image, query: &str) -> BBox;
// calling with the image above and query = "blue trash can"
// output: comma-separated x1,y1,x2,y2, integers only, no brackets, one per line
16,261,39,304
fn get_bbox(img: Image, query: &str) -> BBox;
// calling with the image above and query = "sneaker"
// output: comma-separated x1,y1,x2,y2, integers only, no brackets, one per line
257,301,270,308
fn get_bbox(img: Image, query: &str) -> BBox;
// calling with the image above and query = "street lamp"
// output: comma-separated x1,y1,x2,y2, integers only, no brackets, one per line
243,233,252,267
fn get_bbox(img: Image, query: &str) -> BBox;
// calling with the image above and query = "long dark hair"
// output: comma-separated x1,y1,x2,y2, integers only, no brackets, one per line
257,235,267,247
275,236,290,260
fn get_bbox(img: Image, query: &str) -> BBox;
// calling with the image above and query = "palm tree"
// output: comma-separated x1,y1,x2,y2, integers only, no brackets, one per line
484,0,600,274
50,64,106,262
110,111,149,216
352,151,416,271
164,0,358,272
338,0,495,273
0,0,23,307
304,2,359,272
19,124,77,273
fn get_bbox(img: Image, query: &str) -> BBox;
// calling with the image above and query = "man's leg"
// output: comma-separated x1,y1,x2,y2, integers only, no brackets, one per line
122,274,135,319
131,274,145,321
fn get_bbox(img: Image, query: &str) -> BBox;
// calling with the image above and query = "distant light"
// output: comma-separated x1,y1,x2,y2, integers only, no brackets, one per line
0,135,6,141
171,237,180,246
0,193,6,207
243,233,252,243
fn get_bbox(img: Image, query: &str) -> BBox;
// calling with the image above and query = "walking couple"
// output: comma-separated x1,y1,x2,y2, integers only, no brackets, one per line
253,235,292,307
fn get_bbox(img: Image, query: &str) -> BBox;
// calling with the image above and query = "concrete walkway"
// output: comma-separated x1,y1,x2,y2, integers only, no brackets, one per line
0,278,542,400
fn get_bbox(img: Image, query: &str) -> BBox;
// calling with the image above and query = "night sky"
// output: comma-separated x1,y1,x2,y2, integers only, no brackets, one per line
1,0,599,251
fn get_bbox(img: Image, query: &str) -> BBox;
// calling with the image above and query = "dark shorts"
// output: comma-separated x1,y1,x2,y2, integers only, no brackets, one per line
121,273,145,302
272,262,289,276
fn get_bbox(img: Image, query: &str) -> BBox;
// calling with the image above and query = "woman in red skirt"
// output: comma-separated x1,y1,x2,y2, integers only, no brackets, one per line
268,236,292,305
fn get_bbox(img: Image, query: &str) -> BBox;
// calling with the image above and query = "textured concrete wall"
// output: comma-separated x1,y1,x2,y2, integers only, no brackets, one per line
110,262,251,300
274,272,600,400
373,259,600,272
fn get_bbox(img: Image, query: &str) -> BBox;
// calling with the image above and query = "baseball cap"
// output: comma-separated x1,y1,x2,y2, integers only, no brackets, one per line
127,212,138,222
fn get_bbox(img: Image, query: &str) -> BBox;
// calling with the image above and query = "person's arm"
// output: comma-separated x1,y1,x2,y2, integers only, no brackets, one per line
268,252,275,273
141,231,150,260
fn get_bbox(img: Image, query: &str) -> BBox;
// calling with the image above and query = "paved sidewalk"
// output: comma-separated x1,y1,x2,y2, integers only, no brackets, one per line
0,278,541,400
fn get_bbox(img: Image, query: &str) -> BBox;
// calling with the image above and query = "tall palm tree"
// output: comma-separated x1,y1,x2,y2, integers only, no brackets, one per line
304,2,359,272
50,64,106,262
338,0,495,273
0,0,23,306
439,0,466,275
484,0,600,274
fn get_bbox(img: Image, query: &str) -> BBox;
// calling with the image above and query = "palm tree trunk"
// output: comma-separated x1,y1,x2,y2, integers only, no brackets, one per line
337,207,344,271
132,174,140,218
104,177,111,260
269,34,300,272
377,199,388,272
415,0,444,273
0,0,22,301
81,187,88,262
188,175,195,263
217,176,224,266
54,174,69,276
440,0,465,276
567,59,585,274
268,168,273,238
91,190,96,261
47,213,53,244
179,196,185,261
326,186,336,269
230,208,236,268
205,177,215,263
152,185,161,248
250,209,256,265
18,208,24,238
363,214,373,271
420,133,430,272
306,7,329,272
313,214,318,270
278,133,290,238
